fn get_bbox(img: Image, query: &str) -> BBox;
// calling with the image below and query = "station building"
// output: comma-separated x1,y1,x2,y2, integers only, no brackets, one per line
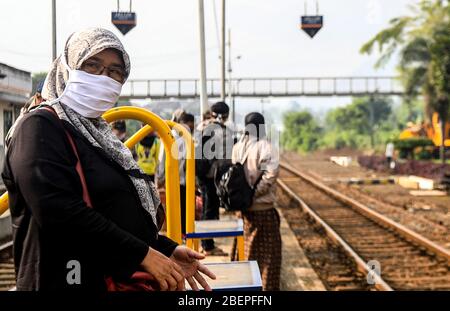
0,62,31,172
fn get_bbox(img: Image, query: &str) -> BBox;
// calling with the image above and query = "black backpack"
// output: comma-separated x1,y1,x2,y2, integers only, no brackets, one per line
214,154,263,212
196,121,233,182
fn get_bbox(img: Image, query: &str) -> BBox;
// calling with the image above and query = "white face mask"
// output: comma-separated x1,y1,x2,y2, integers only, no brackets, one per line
59,57,123,118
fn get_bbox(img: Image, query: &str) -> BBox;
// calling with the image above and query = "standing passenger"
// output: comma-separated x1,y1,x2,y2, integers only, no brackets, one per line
196,110,212,132
111,120,127,143
196,102,234,256
135,130,160,182
231,112,281,291
5,80,46,151
2,28,214,291
385,141,395,168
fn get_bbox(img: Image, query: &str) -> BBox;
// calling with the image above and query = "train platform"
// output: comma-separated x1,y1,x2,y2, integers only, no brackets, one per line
200,209,325,291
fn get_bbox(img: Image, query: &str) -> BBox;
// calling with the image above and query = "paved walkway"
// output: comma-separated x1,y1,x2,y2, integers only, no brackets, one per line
278,208,325,290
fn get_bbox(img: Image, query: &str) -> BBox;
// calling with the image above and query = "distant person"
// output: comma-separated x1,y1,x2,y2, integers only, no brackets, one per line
172,108,186,122
385,141,395,169
156,113,195,235
196,110,212,132
231,112,281,290
22,79,46,113
5,80,47,151
136,129,160,182
196,102,234,256
111,119,127,142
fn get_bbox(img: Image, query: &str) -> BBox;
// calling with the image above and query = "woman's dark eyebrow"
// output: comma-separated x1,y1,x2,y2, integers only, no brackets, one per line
109,63,125,70
86,56,124,69
86,56,102,63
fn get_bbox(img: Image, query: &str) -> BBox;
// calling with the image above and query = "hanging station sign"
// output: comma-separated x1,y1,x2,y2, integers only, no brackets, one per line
112,11,137,35
300,15,323,38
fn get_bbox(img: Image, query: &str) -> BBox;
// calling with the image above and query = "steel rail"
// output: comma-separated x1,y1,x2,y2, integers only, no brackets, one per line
280,162,450,263
277,178,393,291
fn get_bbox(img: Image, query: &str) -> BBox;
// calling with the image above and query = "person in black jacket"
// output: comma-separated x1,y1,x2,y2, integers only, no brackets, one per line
196,102,234,256
1,28,214,291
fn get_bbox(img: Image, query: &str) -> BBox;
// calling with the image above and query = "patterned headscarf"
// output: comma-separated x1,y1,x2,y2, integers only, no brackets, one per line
40,28,160,227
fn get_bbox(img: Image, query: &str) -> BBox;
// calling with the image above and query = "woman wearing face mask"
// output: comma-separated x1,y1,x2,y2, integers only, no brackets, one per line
1,28,215,291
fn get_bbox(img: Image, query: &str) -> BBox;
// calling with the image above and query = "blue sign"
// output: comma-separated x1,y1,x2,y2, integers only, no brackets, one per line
300,15,323,38
112,11,136,35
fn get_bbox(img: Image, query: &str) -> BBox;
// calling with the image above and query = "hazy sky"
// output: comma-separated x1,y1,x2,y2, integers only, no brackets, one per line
0,0,415,124
1,0,414,77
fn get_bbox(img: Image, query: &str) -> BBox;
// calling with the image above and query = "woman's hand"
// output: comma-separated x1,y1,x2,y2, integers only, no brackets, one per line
140,247,186,291
170,246,217,291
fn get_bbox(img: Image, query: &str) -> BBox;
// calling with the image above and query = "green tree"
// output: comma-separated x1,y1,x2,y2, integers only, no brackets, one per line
322,97,393,149
429,16,450,160
361,0,450,162
282,111,321,152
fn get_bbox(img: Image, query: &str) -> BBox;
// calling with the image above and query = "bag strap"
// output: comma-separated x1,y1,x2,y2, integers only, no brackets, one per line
42,106,93,209
237,136,252,165
237,136,263,191
252,172,264,192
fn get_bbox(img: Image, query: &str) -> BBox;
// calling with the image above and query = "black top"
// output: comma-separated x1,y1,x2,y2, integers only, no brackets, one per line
1,108,177,291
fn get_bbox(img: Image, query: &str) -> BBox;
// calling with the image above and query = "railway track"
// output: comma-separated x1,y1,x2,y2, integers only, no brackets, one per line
278,162,450,291
0,241,15,291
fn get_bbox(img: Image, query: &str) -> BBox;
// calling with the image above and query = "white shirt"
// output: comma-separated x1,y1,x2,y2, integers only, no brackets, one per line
385,142,394,157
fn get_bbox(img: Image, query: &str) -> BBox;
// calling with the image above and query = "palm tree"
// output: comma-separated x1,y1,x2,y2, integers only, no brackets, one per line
360,0,450,163
429,19,450,161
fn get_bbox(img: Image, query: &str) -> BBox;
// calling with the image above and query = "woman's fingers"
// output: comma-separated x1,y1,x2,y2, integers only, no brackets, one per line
197,263,217,280
194,271,212,291
172,269,186,291
187,276,199,291
167,274,178,291
158,278,169,291
187,248,205,260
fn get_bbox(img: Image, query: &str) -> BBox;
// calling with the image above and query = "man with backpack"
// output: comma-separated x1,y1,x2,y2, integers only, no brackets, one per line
231,112,281,291
196,102,234,256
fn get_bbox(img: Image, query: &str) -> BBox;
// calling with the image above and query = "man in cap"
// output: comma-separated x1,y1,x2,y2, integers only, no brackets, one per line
196,102,235,256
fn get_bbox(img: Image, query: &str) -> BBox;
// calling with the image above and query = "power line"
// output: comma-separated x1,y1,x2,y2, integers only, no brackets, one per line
212,0,221,49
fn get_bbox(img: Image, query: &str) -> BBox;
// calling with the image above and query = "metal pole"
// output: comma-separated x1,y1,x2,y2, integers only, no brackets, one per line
198,0,209,119
220,0,226,101
232,96,235,123
52,0,57,61
369,96,375,148
227,29,233,121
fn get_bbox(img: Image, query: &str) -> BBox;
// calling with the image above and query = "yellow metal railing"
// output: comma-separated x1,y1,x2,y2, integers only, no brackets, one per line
128,120,196,249
0,193,8,216
103,107,182,244
165,121,196,249
0,106,183,244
